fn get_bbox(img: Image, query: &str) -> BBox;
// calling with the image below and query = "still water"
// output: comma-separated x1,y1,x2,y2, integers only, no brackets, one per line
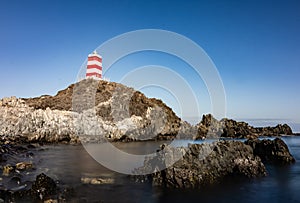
36,137,300,203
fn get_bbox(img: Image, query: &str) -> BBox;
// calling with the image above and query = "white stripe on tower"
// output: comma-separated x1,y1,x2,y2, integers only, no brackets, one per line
87,60,102,67
86,68,102,74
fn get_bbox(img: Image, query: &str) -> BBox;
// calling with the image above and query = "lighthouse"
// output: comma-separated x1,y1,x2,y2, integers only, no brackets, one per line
86,50,102,80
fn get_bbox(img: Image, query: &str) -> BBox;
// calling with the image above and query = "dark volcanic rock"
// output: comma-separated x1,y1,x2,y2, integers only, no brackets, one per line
221,118,253,138
0,141,70,202
245,138,295,164
135,140,267,188
196,114,294,139
0,143,36,177
294,133,300,136
30,173,57,200
0,173,59,202
253,124,293,136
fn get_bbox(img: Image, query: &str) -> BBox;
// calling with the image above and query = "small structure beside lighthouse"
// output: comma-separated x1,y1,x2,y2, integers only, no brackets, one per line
86,50,102,80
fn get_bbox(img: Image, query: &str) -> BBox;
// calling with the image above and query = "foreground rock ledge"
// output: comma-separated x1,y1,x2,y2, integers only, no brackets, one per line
134,140,267,188
0,173,65,202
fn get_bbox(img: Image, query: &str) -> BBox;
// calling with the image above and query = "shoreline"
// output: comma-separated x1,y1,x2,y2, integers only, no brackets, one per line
0,80,298,201
1,135,297,202
0,80,295,143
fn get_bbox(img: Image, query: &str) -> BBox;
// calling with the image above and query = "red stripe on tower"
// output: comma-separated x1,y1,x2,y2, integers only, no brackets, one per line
86,50,102,80
86,73,102,77
86,64,102,70
88,56,102,62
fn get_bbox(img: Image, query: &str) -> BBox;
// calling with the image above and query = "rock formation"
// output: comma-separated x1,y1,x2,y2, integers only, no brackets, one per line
30,173,57,200
0,172,65,202
0,79,294,143
0,80,297,192
196,114,293,139
0,140,72,202
134,137,296,188
0,79,197,143
134,140,267,188
0,96,78,143
245,138,295,164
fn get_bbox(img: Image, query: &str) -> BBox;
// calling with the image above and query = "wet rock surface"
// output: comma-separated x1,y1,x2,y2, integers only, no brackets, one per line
0,140,72,202
30,173,57,200
245,138,296,164
134,137,296,188
134,140,267,188
0,136,296,196
81,177,114,185
0,172,70,202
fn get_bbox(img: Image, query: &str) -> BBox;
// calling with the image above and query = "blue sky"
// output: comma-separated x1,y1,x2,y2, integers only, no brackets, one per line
0,0,300,124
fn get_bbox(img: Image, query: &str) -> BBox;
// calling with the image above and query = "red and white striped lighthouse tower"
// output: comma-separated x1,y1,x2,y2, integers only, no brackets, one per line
86,50,102,80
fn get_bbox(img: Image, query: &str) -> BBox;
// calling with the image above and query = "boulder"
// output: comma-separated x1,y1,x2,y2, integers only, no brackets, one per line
15,162,33,170
30,173,57,200
245,138,295,164
2,165,14,176
81,177,114,185
134,140,267,188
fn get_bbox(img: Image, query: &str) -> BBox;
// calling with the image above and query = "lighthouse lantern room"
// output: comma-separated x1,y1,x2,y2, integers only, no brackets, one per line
86,50,102,80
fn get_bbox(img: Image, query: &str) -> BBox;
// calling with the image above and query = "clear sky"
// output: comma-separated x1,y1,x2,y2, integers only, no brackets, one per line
0,0,300,123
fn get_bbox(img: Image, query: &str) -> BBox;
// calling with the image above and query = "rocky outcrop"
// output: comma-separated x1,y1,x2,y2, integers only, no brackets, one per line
245,138,295,164
0,96,78,143
134,140,267,188
196,114,293,139
253,124,293,136
0,80,294,143
0,79,197,143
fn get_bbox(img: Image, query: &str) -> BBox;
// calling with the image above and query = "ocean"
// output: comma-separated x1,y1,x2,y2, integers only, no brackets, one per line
33,136,300,203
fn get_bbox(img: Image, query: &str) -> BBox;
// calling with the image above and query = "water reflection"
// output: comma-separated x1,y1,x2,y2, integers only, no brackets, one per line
35,136,300,202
